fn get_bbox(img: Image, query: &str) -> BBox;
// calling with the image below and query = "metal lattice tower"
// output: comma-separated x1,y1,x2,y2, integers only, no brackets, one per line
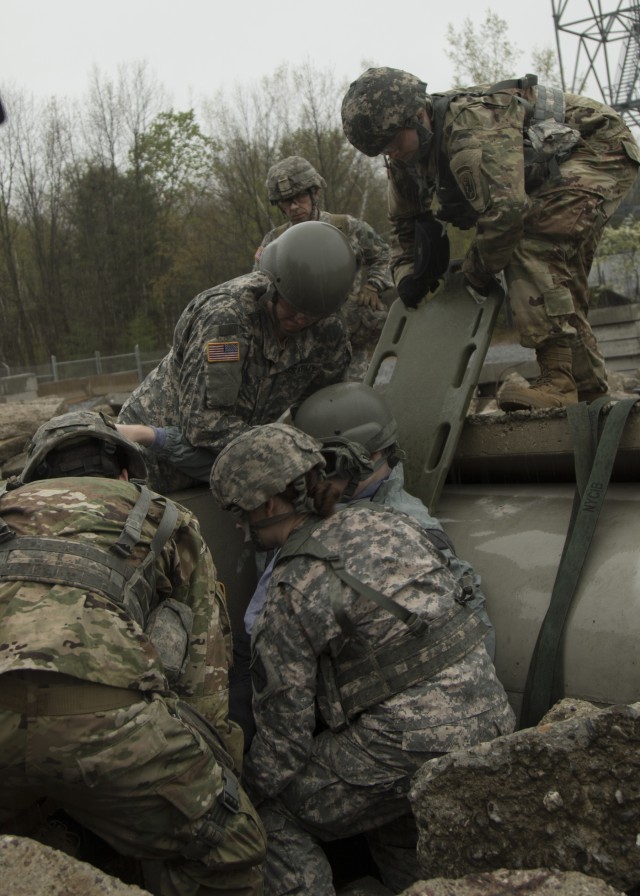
552,0,640,126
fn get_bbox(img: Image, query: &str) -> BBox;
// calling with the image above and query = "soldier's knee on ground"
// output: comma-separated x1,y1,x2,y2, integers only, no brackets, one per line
156,782,266,895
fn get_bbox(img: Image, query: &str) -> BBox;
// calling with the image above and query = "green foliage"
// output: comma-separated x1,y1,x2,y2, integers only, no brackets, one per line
445,8,560,87
133,110,220,208
445,10,521,85
0,37,622,372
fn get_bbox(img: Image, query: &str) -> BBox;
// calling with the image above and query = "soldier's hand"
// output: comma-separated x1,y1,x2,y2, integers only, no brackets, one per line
354,283,386,311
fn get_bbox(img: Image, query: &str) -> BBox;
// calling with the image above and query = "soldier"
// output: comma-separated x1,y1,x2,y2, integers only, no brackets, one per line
290,381,495,652
256,156,395,379
210,423,515,895
0,411,266,896
118,220,357,492
341,67,640,411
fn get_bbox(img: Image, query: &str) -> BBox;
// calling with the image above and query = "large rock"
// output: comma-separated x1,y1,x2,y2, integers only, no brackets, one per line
410,700,640,892
400,868,623,895
0,397,67,467
0,835,150,895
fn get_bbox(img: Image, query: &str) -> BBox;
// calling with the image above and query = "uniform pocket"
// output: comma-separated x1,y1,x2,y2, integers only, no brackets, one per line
76,700,166,787
621,137,640,165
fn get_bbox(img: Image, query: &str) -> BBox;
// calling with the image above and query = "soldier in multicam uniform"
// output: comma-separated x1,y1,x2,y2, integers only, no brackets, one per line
118,220,357,493
210,423,515,896
0,411,266,896
255,156,395,379
341,67,640,411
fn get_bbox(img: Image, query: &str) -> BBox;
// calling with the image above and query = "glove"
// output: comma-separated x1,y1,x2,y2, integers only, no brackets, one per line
397,214,450,309
354,283,387,311
397,274,433,308
414,214,450,283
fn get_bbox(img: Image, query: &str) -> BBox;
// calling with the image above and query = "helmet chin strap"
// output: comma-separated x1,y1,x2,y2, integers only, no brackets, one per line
249,509,307,551
412,117,434,161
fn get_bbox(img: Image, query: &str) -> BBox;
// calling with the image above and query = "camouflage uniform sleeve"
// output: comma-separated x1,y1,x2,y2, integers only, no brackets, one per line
345,215,394,291
253,227,277,271
154,502,234,735
387,160,435,286
243,575,337,802
175,293,255,453
446,94,530,286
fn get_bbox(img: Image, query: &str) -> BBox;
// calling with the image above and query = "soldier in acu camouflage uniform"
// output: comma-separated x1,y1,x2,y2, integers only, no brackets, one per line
341,67,640,411
210,423,515,896
118,220,357,493
0,411,266,896
255,156,395,380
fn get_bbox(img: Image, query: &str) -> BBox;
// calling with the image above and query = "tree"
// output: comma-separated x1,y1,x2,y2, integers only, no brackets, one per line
592,218,640,301
445,8,561,87
445,10,522,86
202,63,389,277
134,110,219,210
0,61,391,366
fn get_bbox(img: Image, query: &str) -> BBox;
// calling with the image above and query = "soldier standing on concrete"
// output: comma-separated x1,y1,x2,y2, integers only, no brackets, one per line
341,67,640,411
256,156,395,378
0,411,266,896
210,423,515,895
118,220,357,493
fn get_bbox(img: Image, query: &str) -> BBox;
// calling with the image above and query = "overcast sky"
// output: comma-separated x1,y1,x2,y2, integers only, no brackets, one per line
3,0,565,110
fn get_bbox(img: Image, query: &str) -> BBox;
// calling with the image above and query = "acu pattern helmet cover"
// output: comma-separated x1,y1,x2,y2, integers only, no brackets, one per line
293,382,398,454
210,423,325,512
258,220,357,317
342,66,429,156
266,156,326,204
20,410,148,483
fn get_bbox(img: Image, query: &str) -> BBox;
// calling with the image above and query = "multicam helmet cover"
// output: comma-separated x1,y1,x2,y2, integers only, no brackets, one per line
341,67,428,156
210,423,326,512
20,410,147,483
266,156,326,204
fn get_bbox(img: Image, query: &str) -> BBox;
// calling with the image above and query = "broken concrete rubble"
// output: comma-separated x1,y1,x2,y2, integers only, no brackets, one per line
410,699,640,892
0,835,150,896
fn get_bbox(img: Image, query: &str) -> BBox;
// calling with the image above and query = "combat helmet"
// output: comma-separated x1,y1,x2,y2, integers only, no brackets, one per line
20,410,147,484
210,423,325,512
341,67,429,157
266,156,326,204
259,220,357,317
294,382,398,453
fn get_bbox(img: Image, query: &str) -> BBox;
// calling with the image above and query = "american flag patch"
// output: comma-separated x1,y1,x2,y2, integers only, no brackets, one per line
206,340,240,363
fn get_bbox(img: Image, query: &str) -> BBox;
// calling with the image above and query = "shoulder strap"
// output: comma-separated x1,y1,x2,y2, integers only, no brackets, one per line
520,396,639,728
111,484,152,556
0,484,180,628
124,493,179,620
279,517,428,636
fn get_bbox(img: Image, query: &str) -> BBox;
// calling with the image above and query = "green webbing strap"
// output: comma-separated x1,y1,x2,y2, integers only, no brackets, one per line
124,496,179,620
0,489,180,629
111,484,152,556
520,397,639,729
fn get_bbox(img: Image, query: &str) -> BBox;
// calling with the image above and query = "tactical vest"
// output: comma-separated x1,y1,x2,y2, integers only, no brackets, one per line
0,484,192,681
276,510,487,732
431,74,580,228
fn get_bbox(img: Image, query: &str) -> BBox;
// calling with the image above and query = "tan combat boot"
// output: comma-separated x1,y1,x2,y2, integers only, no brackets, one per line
498,343,578,411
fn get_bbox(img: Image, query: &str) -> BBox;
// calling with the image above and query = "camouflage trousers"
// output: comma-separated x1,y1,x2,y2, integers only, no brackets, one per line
253,724,439,896
504,138,639,392
0,674,266,895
